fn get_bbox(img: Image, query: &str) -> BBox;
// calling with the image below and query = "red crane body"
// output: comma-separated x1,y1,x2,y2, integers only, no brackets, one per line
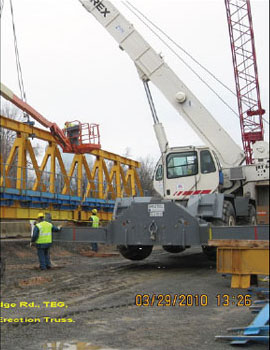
224,0,265,164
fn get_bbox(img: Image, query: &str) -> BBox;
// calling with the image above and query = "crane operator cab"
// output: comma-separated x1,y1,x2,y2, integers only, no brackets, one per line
153,146,223,202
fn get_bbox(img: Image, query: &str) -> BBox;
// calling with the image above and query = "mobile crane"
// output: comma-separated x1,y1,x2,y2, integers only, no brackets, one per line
74,0,269,260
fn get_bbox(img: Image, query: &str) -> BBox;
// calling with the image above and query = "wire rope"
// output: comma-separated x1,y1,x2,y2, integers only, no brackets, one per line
9,0,27,103
0,0,4,17
123,1,269,126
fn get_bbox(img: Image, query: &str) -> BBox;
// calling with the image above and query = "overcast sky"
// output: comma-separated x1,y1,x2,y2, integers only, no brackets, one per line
1,0,269,162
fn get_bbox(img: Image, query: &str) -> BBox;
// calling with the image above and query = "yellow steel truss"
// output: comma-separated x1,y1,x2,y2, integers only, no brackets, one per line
0,115,143,221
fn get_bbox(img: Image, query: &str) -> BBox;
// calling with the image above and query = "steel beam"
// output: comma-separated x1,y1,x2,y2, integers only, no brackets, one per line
0,115,55,142
53,227,107,243
0,115,141,167
1,115,143,220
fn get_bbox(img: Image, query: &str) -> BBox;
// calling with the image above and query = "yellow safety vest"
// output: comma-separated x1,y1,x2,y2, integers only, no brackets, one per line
64,123,75,128
36,221,53,244
91,215,99,228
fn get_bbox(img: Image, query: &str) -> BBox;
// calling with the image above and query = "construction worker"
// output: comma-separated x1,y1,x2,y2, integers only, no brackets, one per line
64,121,79,145
30,213,62,270
89,208,99,252
64,121,74,128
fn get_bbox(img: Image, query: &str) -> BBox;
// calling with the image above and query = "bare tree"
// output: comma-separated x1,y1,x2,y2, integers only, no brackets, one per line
137,155,157,196
1,100,42,189
0,100,23,163
1,100,42,161
122,148,159,197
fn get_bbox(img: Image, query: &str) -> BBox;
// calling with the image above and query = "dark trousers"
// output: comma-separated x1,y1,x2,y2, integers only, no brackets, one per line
36,244,51,269
91,243,98,252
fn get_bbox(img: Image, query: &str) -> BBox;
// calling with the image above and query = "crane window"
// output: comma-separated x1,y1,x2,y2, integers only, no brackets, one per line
200,150,216,174
167,152,198,178
155,164,163,181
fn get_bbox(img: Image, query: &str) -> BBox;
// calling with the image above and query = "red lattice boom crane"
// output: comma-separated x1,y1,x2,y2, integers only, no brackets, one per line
224,0,265,164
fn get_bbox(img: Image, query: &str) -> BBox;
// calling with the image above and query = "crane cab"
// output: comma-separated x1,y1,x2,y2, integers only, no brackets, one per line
153,146,221,201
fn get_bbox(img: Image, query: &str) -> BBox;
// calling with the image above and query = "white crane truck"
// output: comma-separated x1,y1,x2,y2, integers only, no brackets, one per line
58,0,269,260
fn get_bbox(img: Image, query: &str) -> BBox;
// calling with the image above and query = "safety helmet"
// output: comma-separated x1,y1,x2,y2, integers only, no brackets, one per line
37,212,45,218
92,209,97,214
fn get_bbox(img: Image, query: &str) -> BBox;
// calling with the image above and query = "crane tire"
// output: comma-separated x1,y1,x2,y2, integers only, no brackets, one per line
212,200,236,226
241,204,257,225
117,245,153,261
162,245,185,254
203,200,236,261
202,245,216,261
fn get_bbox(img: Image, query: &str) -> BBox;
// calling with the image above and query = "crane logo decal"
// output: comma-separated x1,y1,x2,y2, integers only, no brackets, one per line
88,0,111,17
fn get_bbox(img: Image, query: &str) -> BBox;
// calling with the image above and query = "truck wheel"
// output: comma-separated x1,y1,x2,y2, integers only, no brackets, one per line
213,200,236,226
244,205,257,225
117,245,153,261
202,245,216,261
223,200,236,226
162,245,185,254
249,205,257,225
203,201,236,261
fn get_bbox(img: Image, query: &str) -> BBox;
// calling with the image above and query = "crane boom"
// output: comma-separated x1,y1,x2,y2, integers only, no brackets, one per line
0,82,101,153
79,0,245,168
0,82,69,150
224,0,265,164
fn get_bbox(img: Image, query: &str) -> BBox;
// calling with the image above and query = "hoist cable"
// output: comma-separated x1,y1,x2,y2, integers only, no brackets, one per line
9,0,27,104
0,0,4,18
123,1,269,126
122,1,239,119
125,1,239,101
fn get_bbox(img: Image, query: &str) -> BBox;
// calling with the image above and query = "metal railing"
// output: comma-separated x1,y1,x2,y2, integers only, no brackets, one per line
0,163,136,200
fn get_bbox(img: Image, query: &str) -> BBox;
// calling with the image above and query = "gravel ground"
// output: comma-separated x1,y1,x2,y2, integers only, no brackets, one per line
0,240,268,350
